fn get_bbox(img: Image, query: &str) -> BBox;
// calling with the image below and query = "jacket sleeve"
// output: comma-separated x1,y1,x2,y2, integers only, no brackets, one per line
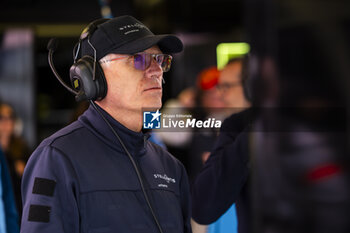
20,145,80,233
191,109,253,225
0,148,20,233
179,163,192,233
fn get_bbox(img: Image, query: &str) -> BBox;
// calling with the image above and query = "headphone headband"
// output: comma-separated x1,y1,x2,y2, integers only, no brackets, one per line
69,18,110,101
80,18,110,40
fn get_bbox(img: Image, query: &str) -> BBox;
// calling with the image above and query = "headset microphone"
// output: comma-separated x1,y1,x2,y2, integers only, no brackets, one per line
47,38,79,96
47,37,58,52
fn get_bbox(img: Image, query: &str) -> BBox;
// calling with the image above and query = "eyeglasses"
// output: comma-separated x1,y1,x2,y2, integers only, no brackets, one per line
216,82,242,92
100,53,173,72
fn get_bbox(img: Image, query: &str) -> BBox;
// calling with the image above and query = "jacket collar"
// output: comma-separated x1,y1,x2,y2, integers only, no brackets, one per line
78,104,150,157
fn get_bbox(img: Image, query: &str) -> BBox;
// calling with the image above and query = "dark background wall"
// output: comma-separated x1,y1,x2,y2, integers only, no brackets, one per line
0,0,349,148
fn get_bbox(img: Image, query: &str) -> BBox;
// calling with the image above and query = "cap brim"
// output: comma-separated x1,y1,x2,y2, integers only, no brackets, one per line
110,34,183,54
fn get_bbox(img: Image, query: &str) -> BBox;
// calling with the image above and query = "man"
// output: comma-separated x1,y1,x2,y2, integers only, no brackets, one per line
191,56,253,233
21,15,192,233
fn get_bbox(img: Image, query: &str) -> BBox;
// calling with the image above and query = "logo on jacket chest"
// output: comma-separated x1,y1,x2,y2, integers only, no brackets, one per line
153,173,176,188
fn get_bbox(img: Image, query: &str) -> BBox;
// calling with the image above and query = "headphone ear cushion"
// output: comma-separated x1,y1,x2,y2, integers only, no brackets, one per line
93,58,107,100
69,56,107,101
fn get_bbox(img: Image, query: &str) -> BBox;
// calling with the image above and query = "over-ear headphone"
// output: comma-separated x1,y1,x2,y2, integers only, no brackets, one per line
69,18,110,101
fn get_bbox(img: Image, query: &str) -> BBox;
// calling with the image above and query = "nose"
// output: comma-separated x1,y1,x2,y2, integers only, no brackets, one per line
147,56,163,76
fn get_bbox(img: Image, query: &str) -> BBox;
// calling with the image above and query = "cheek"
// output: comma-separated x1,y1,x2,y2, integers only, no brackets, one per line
108,77,141,101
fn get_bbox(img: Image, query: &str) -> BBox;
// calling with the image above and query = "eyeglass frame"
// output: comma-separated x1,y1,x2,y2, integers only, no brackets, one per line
99,52,173,72
216,81,243,92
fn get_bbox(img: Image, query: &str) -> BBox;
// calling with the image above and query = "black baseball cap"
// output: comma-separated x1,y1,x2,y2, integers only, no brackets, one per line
80,15,183,61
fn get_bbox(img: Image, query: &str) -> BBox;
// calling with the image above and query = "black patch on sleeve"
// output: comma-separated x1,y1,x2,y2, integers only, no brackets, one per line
28,205,51,223
32,177,56,196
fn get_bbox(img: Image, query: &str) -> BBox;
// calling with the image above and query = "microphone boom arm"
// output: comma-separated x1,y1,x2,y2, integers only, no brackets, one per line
47,38,78,95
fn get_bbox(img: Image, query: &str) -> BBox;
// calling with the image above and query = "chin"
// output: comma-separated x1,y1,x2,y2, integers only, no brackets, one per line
143,99,162,111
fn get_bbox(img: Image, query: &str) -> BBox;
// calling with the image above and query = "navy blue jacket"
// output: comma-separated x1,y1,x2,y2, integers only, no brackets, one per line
191,109,252,233
21,105,192,233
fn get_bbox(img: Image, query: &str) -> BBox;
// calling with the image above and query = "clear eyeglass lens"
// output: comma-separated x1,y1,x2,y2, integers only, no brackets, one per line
133,53,172,72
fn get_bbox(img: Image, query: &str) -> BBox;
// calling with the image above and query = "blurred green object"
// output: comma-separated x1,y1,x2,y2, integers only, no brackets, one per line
216,43,250,70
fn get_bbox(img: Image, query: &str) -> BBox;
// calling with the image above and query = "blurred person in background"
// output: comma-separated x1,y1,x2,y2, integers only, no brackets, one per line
0,146,20,233
0,102,31,218
191,56,253,233
188,66,226,182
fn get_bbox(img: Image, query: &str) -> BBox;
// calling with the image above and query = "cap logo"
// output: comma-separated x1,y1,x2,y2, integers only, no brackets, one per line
119,23,147,35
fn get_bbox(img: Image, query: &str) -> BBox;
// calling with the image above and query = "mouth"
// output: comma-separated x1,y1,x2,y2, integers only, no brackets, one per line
143,86,162,92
